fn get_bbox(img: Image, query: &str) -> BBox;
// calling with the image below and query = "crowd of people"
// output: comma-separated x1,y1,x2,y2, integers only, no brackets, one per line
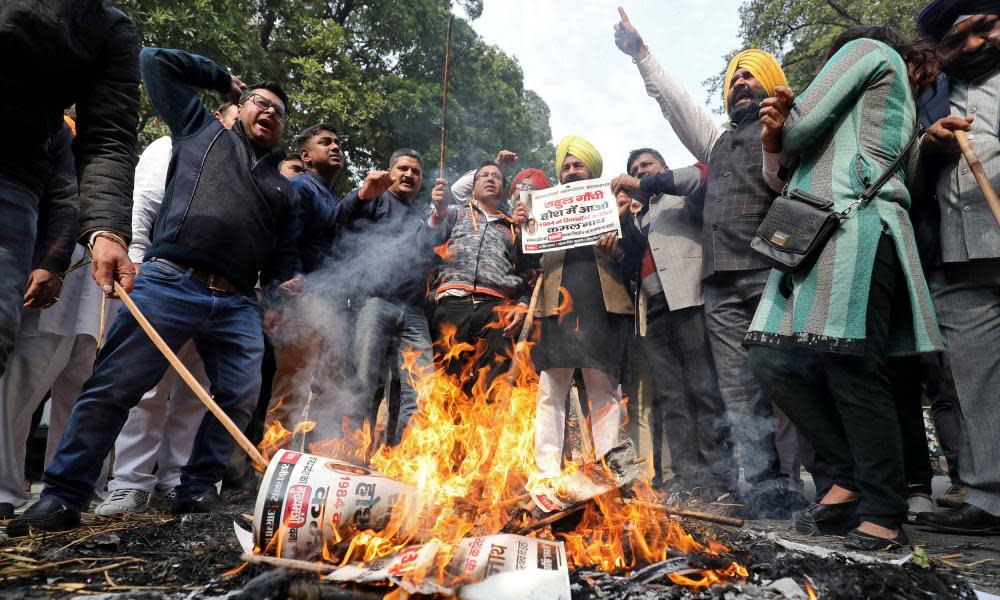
1,0,999,555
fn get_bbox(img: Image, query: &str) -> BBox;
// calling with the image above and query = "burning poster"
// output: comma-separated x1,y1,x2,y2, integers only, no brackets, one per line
253,449,426,558
324,533,571,599
520,178,621,253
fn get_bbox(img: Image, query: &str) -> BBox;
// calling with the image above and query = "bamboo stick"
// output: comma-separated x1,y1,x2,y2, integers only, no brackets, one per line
956,130,1000,228
113,281,268,470
239,553,337,574
438,17,453,180
627,499,745,527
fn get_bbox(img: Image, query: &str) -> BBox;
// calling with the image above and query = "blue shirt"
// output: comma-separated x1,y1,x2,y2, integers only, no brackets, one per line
291,171,341,273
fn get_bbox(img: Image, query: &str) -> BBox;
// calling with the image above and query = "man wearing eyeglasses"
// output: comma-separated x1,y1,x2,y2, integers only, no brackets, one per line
429,161,533,389
8,47,302,536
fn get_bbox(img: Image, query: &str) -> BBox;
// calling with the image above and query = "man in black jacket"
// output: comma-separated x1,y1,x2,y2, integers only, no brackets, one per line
0,0,140,378
332,149,450,448
8,47,301,536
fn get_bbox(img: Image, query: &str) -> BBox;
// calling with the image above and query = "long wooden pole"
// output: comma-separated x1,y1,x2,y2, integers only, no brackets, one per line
956,130,1000,228
113,281,269,470
438,16,453,180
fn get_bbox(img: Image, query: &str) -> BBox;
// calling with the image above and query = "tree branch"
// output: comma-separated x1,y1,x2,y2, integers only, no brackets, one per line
824,0,861,25
333,0,356,25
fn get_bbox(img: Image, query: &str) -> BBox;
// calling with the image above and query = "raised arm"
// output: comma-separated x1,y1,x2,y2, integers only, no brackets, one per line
139,47,235,138
614,8,722,161
781,39,894,154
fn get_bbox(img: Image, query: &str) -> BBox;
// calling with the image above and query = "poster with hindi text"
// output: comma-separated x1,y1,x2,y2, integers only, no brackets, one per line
520,178,620,254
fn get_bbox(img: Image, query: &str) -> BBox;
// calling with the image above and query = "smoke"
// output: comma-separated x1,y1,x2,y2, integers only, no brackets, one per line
263,196,442,452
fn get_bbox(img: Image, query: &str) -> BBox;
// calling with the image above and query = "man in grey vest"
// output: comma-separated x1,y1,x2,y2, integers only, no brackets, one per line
612,150,738,502
614,9,804,517
912,0,1000,535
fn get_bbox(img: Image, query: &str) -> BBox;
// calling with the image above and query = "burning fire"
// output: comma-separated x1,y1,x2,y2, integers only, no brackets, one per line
255,309,747,590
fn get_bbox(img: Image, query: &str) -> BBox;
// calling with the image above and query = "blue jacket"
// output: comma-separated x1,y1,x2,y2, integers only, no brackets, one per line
139,47,299,295
291,171,340,273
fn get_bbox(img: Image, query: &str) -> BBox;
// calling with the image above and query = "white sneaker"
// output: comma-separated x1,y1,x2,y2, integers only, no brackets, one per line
95,488,150,516
148,485,177,511
907,494,935,522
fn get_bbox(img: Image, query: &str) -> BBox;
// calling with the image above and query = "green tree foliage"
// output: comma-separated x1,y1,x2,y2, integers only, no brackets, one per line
708,0,926,106
118,0,553,193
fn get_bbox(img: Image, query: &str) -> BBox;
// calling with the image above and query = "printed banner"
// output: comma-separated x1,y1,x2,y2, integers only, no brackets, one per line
520,178,621,253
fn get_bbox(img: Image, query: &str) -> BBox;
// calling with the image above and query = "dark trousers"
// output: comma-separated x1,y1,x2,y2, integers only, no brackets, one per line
0,176,39,378
432,295,513,391
642,306,737,491
703,269,791,498
749,235,908,529
926,352,965,485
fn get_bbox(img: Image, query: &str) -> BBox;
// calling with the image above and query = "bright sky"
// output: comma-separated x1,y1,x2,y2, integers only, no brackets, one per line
470,0,743,175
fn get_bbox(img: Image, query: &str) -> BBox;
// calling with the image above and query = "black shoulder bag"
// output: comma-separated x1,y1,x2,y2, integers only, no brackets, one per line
751,130,920,273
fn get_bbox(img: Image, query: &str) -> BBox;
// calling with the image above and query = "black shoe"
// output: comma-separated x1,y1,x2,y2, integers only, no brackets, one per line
0,502,14,520
171,488,232,515
843,527,909,552
5,496,80,537
915,503,1000,535
793,500,860,536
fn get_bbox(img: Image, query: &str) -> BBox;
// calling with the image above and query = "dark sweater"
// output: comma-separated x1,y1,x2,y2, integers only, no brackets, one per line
140,48,299,294
334,188,442,306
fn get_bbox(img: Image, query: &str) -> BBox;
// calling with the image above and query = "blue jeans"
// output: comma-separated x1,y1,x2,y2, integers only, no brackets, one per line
0,176,39,378
43,260,264,510
349,297,432,446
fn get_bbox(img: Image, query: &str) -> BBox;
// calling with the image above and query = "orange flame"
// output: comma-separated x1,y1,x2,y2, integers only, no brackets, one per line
804,579,819,600
255,303,746,591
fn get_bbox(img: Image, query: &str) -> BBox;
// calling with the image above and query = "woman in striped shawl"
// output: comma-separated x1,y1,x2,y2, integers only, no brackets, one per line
746,27,943,551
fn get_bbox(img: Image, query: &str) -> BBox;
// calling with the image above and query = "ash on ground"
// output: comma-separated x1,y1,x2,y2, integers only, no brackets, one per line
2,501,997,599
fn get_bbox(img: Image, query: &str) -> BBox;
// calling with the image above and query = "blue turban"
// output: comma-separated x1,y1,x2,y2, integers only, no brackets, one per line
917,0,1000,41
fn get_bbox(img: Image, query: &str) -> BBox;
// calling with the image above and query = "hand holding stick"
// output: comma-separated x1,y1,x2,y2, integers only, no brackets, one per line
113,281,269,470
955,130,1000,229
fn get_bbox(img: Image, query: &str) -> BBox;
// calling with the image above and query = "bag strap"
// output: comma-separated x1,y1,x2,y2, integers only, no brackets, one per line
842,128,922,216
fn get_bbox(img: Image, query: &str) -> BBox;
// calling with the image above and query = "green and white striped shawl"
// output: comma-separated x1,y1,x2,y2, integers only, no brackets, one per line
746,39,943,356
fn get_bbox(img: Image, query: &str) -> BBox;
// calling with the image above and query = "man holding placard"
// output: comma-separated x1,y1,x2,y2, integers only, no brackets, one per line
529,135,635,476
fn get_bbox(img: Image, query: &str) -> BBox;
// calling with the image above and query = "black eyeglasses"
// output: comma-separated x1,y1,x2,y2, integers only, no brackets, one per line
246,93,288,124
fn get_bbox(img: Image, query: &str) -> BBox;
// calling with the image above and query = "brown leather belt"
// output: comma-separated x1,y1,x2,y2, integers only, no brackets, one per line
155,259,240,294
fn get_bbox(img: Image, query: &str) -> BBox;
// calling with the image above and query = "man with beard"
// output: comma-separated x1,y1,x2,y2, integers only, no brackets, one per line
615,9,805,517
532,135,634,476
912,0,1000,535
8,47,302,536
334,149,450,448
263,124,346,435
429,161,531,389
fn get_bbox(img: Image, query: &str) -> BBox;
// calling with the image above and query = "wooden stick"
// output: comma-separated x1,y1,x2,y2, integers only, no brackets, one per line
517,277,543,345
113,281,269,470
240,553,337,574
956,130,1000,229
627,499,745,527
517,503,586,534
438,16,453,180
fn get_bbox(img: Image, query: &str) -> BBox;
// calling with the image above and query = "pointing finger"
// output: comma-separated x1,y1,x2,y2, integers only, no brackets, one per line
618,6,630,25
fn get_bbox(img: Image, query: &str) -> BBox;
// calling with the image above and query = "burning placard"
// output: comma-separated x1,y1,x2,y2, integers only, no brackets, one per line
253,448,426,558
324,533,571,599
520,178,621,253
